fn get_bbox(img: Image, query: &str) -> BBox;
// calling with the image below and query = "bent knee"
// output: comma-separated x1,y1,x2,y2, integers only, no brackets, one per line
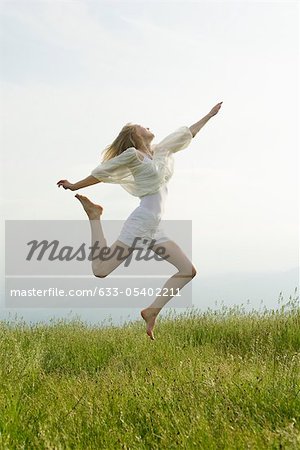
94,272,109,279
177,265,197,279
94,272,108,279
92,266,109,278
190,266,197,278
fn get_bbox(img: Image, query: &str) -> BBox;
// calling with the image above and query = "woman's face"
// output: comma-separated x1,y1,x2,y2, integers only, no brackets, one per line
135,124,155,141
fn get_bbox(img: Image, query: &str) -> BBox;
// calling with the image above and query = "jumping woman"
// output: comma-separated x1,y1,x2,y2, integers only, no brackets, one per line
57,101,223,339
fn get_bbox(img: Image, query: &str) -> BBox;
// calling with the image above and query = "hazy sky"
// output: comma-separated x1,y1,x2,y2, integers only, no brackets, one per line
0,1,298,323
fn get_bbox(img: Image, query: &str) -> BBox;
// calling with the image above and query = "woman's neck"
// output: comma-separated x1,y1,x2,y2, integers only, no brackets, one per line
138,140,153,156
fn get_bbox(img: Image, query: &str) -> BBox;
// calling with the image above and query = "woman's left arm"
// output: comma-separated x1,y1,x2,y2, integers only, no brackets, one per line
57,176,101,191
189,102,223,138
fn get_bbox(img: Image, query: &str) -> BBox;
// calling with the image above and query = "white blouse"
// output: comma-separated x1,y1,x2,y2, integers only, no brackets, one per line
91,126,193,198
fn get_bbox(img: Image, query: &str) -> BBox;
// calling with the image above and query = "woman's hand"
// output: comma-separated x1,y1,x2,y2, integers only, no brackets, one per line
57,179,75,190
208,101,223,117
189,101,223,137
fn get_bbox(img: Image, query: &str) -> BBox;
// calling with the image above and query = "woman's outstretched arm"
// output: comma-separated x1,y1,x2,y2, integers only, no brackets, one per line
57,175,102,191
57,147,137,191
189,101,223,137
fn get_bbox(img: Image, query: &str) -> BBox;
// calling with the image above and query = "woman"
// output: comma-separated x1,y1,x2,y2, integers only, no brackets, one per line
57,101,223,339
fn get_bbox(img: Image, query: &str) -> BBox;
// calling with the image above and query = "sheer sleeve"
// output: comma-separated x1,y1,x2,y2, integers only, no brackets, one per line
91,147,137,183
153,126,193,156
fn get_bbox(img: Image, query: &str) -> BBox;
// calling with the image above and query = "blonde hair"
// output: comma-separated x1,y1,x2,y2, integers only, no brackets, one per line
101,123,143,162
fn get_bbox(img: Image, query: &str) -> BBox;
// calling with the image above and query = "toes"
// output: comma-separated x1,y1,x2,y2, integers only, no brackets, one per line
147,327,155,340
148,332,155,340
75,194,86,201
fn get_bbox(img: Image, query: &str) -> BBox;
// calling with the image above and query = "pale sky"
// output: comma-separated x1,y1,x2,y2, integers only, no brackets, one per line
0,1,299,324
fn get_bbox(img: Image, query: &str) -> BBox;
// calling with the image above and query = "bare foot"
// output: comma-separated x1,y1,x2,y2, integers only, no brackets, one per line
75,194,103,219
141,308,160,340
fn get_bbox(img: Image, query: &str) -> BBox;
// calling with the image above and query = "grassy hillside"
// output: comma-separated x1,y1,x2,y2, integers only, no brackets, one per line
0,292,299,449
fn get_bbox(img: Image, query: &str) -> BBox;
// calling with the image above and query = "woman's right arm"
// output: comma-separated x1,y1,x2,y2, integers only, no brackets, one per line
189,102,223,137
57,147,137,191
57,175,102,191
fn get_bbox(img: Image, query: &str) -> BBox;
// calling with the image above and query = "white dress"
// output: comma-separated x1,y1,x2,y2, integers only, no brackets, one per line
90,126,193,250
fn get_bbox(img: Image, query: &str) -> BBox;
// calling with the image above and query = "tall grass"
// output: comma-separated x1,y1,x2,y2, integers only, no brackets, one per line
0,289,299,449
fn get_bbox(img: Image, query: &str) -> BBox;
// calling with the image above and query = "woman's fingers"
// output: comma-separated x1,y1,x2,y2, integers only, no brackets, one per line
210,102,223,116
57,179,67,187
57,180,73,190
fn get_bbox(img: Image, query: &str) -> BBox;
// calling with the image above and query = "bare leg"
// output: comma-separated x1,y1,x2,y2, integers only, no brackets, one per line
141,240,197,340
75,195,196,340
75,194,134,276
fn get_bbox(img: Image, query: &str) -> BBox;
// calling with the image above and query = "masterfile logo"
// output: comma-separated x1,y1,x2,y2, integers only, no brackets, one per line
5,220,193,308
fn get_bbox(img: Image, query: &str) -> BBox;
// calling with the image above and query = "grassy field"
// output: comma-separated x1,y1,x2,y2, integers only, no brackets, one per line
0,291,299,449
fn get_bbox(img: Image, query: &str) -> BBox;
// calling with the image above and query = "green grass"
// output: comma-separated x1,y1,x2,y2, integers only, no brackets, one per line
0,290,299,449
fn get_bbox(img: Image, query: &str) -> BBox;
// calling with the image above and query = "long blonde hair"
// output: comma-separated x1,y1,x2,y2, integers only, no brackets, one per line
101,123,143,162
